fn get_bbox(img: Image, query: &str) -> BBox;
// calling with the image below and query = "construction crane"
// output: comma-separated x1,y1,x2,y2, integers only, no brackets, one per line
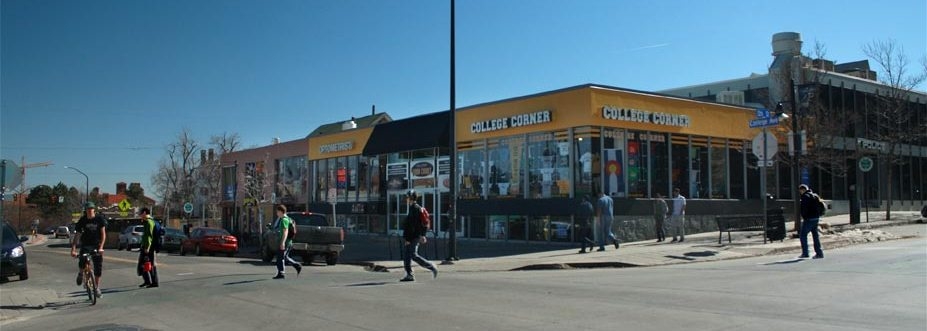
15,158,53,202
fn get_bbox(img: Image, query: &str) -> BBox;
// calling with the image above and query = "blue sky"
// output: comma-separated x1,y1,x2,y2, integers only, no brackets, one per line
2,0,925,201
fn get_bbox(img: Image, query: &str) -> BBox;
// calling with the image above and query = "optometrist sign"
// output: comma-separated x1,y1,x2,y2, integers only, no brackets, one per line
320,141,354,153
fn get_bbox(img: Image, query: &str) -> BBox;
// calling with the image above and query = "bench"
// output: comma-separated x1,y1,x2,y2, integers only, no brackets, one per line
715,215,766,244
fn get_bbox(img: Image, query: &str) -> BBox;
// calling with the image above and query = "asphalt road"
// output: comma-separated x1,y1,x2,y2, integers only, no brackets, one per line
2,226,925,331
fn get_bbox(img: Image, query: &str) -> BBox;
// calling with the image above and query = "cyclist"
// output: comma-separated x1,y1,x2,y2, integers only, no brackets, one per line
71,202,107,298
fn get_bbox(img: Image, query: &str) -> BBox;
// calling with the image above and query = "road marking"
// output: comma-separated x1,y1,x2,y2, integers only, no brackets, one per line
32,248,169,266
177,273,194,276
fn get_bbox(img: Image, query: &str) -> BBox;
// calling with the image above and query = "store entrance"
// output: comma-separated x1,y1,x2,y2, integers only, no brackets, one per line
387,189,462,238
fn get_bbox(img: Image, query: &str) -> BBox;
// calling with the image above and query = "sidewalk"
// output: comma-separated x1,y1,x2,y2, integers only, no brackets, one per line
354,211,926,273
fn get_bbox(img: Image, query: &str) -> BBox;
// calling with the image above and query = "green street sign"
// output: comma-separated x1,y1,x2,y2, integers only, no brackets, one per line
859,156,874,172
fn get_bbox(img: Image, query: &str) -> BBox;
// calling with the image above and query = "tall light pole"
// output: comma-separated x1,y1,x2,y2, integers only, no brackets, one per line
64,166,89,205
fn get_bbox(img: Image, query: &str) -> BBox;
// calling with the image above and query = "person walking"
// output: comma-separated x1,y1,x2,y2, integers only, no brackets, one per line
670,188,686,242
653,193,669,242
576,195,595,253
71,202,107,298
400,190,438,282
798,184,825,259
272,204,302,279
137,207,159,288
596,191,618,251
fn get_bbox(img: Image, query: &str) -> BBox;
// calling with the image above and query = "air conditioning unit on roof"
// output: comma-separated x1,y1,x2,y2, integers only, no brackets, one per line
717,91,745,106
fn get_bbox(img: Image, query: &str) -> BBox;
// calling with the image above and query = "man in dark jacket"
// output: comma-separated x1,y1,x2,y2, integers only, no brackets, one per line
576,195,595,253
798,184,824,259
400,190,438,282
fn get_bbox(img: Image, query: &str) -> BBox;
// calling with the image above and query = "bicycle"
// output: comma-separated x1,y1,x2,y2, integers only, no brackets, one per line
76,250,100,305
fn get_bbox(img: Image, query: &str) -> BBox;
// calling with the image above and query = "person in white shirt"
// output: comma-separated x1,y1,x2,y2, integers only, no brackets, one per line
670,188,686,242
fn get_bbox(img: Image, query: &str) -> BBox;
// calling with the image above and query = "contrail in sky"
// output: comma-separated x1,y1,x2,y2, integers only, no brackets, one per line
626,43,670,52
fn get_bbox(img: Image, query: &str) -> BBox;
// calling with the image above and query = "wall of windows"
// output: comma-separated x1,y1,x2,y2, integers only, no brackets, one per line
710,138,727,199
275,156,308,206
527,131,570,199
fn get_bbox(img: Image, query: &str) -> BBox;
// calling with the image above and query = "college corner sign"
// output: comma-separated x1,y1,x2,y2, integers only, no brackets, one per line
470,110,552,134
601,105,691,128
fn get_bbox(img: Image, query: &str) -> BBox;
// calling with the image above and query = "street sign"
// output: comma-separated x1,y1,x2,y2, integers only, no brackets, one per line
1,159,23,189
859,156,874,172
751,131,778,164
755,108,770,118
118,199,132,212
327,188,337,204
183,202,194,214
749,116,780,128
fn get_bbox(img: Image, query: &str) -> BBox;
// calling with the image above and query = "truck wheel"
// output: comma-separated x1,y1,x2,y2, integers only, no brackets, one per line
261,247,273,263
325,253,338,266
19,266,29,281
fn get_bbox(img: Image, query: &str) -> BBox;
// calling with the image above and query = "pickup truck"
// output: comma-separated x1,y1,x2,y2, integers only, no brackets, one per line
262,212,345,265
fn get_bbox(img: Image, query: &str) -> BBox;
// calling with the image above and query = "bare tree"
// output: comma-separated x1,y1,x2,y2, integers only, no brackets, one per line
862,39,927,220
151,128,201,219
238,152,274,243
200,132,241,222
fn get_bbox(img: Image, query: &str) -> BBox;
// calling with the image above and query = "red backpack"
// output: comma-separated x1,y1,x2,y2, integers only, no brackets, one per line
418,205,431,230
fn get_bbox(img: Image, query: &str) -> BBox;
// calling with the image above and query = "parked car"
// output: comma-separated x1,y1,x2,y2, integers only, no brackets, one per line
1,221,29,281
55,226,71,239
117,225,145,251
161,227,187,253
262,212,344,266
180,228,238,257
43,226,57,235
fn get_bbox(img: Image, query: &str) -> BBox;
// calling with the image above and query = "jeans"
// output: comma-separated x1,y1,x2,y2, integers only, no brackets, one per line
655,217,666,241
800,218,824,257
137,249,159,285
598,217,617,249
276,246,300,274
578,225,594,251
403,241,434,276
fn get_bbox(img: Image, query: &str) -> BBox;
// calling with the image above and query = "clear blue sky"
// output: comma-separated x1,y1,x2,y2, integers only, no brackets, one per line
2,0,925,202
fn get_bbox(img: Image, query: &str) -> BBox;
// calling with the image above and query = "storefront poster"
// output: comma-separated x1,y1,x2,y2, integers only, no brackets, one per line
410,159,435,189
604,148,625,197
386,162,408,191
437,157,451,192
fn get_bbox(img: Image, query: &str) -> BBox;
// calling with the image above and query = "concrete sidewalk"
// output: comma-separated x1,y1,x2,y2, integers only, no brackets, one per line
354,211,926,273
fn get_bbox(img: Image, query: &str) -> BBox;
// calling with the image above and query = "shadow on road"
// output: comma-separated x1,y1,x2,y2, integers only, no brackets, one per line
343,281,391,287
760,258,804,265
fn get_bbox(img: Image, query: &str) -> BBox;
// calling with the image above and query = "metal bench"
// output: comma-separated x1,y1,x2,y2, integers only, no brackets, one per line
715,215,765,244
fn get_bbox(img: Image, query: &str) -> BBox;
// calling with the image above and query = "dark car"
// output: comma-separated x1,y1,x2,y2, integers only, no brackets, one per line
1,221,29,281
180,227,238,257
161,227,187,253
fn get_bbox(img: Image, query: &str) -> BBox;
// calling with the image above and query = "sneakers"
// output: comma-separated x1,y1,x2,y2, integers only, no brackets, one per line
76,272,83,286
596,248,606,252
670,238,678,243
146,283,159,288
273,274,285,280
139,283,151,288
94,288,102,298
812,255,824,259
430,267,438,279
798,254,810,259
614,241,620,249
400,275,415,282
578,249,587,254
295,264,302,278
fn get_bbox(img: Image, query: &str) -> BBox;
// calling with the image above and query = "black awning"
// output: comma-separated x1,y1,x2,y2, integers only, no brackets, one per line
362,111,451,156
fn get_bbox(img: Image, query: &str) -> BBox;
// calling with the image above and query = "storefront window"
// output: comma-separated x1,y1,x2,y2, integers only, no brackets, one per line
549,216,572,242
649,132,669,197
691,136,708,199
488,215,507,239
671,134,690,198
347,155,358,201
710,138,727,199
729,140,746,199
486,136,524,198
508,216,526,241
276,156,308,205
314,159,328,202
527,131,570,198
528,216,550,242
627,131,648,198
333,157,346,202
468,215,487,239
369,214,385,234
573,127,599,198
458,141,485,199
602,129,626,197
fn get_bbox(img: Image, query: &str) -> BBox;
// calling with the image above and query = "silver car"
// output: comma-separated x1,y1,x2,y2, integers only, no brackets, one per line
117,225,145,251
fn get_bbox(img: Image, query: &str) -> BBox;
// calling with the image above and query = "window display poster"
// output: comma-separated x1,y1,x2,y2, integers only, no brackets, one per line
604,148,625,197
411,159,435,189
387,162,408,191
437,157,451,192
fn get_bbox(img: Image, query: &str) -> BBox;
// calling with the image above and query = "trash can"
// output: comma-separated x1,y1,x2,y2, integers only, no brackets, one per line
766,207,786,242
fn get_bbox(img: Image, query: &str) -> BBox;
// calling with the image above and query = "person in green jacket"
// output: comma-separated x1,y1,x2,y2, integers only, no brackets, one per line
137,207,159,288
273,204,302,279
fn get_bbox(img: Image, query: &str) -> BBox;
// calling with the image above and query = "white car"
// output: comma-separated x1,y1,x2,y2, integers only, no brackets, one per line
55,226,71,239
117,225,145,251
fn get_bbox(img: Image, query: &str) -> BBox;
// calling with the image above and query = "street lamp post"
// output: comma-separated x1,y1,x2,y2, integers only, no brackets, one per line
789,79,802,233
64,166,89,205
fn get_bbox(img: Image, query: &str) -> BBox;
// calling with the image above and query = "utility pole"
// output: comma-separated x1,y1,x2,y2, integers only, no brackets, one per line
789,79,802,233
444,0,459,263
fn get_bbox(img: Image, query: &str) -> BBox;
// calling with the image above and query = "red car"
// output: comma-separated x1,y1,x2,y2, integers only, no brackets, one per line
180,228,238,257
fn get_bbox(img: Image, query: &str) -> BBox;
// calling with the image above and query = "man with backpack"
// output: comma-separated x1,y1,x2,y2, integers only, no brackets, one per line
272,204,302,279
798,184,825,259
400,190,438,282
137,207,160,288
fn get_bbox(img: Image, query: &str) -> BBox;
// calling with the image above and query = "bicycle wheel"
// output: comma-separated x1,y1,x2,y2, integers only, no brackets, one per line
85,270,97,305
